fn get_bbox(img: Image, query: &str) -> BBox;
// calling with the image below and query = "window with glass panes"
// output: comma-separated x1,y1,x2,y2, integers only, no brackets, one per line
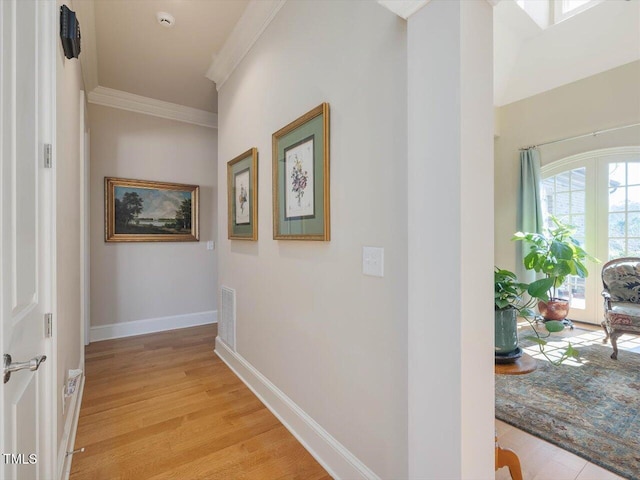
608,162,640,260
541,149,640,324
560,0,592,14
555,0,604,22
542,167,586,308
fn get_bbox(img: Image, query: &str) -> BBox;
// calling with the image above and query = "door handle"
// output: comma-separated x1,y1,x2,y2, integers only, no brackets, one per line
3,354,46,384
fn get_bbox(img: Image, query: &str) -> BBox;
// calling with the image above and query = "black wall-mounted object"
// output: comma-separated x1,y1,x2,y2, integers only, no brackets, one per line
60,5,81,59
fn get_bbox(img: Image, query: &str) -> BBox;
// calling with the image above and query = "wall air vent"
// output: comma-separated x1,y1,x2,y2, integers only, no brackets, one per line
219,286,236,351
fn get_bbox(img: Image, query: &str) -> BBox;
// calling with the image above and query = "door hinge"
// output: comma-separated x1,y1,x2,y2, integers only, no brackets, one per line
44,144,52,168
44,313,53,338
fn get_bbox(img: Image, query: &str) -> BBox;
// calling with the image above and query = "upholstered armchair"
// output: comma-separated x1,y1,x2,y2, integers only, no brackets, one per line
601,257,640,359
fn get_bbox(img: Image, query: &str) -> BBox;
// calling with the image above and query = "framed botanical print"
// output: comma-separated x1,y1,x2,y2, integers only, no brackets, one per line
272,103,330,240
227,148,258,240
105,177,199,242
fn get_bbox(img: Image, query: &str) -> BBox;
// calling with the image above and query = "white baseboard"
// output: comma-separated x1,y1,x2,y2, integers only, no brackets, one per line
90,310,217,342
214,338,379,480
58,374,85,480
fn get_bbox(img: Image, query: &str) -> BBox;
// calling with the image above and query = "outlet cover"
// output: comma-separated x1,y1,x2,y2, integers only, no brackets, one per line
362,246,384,277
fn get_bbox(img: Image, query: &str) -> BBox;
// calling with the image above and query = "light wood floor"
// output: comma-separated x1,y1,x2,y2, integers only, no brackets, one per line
70,325,331,480
495,419,623,480
70,322,634,479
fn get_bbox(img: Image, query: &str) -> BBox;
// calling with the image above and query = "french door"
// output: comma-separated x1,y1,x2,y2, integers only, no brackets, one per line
542,147,640,324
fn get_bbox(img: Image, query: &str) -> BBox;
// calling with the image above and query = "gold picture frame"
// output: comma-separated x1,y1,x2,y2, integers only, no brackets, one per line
227,148,258,240
105,177,199,242
272,103,330,240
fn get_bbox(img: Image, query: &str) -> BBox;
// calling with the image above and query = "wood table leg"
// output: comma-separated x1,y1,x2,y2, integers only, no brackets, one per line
495,435,523,480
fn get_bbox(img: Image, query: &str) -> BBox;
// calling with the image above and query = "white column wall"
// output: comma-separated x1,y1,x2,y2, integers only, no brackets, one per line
407,1,494,478
459,2,495,477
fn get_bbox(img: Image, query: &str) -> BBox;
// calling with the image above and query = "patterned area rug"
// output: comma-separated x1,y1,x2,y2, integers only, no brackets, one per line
496,334,640,480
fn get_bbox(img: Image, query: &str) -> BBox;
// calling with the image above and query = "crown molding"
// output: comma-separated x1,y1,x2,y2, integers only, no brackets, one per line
87,86,218,129
206,0,287,90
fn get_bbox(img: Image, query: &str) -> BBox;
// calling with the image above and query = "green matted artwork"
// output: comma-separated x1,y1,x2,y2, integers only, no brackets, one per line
272,103,330,241
105,177,199,242
227,148,258,240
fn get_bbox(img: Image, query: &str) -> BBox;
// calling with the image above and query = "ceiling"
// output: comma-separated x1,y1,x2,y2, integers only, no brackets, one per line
89,0,249,113
76,0,639,116
494,0,640,106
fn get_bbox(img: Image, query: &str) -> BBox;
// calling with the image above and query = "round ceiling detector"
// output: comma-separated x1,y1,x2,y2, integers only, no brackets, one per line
156,12,175,28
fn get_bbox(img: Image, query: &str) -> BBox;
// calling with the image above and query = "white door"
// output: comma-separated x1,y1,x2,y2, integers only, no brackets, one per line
1,1,56,479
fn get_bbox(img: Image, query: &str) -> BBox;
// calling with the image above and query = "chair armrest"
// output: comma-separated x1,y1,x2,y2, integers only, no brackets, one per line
602,291,612,310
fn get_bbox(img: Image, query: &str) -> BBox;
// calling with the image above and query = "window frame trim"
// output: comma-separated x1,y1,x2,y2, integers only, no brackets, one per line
542,147,640,176
553,0,605,24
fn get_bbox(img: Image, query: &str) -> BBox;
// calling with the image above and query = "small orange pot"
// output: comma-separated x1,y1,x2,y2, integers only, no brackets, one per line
538,299,570,321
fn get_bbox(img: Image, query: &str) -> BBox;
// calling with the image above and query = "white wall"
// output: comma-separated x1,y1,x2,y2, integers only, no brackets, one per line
495,60,640,272
55,0,84,453
217,1,408,478
407,1,494,478
89,105,218,336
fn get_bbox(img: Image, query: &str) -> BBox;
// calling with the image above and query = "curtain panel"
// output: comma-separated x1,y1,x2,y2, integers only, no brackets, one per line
517,148,544,281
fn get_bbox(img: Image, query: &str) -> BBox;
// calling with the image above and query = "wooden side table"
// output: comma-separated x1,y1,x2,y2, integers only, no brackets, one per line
495,352,537,375
495,352,537,480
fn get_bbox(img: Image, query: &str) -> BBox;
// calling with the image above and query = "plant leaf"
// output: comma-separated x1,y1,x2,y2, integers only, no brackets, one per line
550,240,574,260
495,299,509,309
565,343,580,359
526,336,547,346
496,268,517,279
544,320,565,333
527,278,554,300
523,251,538,270
574,259,588,278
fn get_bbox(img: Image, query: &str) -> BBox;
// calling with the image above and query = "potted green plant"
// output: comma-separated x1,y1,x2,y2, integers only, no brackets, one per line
513,216,598,321
494,268,529,354
495,267,579,365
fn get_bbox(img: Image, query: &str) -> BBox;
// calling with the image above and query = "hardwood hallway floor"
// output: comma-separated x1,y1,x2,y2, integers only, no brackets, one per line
70,325,331,480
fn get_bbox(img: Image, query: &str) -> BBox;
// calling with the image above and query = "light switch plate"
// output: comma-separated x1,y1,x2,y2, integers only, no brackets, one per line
363,246,384,277
206,241,214,250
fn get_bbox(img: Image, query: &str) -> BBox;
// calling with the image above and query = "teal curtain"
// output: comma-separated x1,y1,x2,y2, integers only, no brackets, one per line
517,148,544,281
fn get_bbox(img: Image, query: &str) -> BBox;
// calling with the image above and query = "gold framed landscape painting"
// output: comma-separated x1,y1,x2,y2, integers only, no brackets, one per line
272,103,330,241
105,177,199,242
227,148,258,240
